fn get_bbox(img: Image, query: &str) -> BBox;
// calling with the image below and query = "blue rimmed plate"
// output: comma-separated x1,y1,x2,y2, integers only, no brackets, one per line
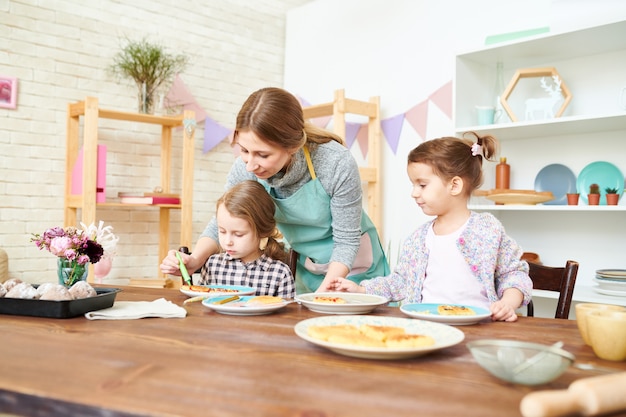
400,303,491,325
202,295,290,316
576,161,624,205
179,284,256,298
534,163,577,205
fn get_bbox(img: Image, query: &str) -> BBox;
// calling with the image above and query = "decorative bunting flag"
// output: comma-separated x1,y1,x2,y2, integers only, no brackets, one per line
165,77,453,156
381,113,404,154
203,118,232,153
165,75,208,123
344,121,362,149
428,81,453,118
355,124,369,158
404,100,429,140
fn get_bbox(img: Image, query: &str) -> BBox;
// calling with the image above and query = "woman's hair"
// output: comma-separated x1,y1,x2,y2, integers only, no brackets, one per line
217,180,288,263
407,132,498,195
233,87,343,151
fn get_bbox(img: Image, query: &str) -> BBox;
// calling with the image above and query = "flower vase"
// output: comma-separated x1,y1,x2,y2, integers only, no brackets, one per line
57,258,89,288
94,256,113,283
137,82,156,114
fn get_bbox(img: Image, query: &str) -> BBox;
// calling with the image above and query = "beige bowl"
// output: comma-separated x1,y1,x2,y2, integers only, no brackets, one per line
575,303,625,345
587,310,626,361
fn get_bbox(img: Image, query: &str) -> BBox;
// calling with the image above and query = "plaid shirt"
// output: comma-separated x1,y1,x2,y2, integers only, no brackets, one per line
199,253,295,298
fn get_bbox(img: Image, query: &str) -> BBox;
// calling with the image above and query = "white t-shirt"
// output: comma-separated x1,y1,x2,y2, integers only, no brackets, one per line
421,221,490,309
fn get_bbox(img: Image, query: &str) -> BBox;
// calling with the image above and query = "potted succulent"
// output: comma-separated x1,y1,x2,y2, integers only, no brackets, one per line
109,37,189,114
605,187,620,206
587,183,600,205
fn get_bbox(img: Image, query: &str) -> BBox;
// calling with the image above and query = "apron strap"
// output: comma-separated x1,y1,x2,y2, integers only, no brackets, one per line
303,146,316,180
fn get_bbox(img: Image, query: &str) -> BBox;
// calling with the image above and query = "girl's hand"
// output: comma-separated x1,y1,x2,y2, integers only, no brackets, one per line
490,300,518,322
160,250,183,276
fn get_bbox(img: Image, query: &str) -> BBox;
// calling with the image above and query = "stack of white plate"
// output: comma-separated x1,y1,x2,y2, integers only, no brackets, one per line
593,269,626,297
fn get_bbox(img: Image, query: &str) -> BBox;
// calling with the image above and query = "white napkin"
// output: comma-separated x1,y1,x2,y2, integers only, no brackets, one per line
84,298,187,320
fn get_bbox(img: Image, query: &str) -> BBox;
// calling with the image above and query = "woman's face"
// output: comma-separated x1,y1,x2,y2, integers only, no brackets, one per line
237,130,293,179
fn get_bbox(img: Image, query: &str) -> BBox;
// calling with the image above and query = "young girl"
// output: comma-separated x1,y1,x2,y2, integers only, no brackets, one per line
199,180,295,299
320,133,532,322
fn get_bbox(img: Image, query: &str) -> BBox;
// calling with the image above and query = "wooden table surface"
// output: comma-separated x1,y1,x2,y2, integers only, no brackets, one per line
1,286,626,417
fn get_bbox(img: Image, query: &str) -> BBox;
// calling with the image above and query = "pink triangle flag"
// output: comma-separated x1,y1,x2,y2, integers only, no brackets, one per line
404,100,429,140
381,113,405,155
203,118,232,153
165,75,208,123
429,81,453,119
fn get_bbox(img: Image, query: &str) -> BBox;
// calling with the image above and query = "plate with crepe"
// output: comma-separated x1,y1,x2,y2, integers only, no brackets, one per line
294,315,465,360
179,284,256,298
295,292,389,314
400,303,491,325
202,295,290,316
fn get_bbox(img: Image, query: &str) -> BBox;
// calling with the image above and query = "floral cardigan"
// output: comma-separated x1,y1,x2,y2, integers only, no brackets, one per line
362,212,533,305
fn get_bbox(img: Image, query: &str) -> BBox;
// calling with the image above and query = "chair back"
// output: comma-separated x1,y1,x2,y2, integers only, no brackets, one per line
287,249,298,277
527,260,579,319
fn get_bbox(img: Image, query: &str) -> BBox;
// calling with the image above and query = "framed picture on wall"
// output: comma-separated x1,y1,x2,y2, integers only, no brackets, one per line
0,75,18,109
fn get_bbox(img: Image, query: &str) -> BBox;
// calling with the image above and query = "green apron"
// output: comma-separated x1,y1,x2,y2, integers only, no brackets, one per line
261,147,389,294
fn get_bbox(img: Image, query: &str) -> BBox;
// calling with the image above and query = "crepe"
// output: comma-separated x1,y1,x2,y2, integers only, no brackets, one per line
307,323,435,348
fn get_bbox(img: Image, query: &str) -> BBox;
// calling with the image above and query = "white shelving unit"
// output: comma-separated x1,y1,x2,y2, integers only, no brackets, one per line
454,20,626,316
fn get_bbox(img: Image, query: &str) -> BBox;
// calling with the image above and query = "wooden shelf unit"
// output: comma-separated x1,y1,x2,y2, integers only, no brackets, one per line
302,89,383,238
64,96,196,282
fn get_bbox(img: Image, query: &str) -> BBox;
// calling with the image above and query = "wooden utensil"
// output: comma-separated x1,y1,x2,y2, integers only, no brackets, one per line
520,372,626,417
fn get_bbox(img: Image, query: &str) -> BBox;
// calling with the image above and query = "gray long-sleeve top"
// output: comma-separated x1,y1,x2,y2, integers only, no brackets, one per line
200,140,363,269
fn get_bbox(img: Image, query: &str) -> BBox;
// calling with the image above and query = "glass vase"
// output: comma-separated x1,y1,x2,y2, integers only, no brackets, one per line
57,258,89,288
137,81,156,114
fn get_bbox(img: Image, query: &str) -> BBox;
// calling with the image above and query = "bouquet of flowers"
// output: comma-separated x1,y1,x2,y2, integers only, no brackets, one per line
31,222,117,286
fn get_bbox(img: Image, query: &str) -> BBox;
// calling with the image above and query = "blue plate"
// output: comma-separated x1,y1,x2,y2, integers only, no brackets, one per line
576,161,624,205
534,164,577,205
400,303,491,325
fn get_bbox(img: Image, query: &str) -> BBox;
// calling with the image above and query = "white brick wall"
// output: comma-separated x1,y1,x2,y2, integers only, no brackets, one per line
0,0,312,283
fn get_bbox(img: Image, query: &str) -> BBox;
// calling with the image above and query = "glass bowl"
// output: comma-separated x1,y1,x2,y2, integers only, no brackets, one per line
467,339,574,386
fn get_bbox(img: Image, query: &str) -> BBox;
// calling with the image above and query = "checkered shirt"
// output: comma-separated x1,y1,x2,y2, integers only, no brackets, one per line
199,253,295,298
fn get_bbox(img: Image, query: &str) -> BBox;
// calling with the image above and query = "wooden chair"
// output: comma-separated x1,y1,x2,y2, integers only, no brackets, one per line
527,260,579,319
287,249,298,278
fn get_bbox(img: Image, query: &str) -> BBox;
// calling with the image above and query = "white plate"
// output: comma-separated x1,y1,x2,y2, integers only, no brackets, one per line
400,303,491,325
179,284,256,298
592,286,626,297
596,269,626,279
295,292,389,314
294,315,465,360
202,295,290,316
593,277,626,292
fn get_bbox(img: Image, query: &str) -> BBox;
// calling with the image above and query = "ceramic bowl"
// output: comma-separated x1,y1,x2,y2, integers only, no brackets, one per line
467,339,574,386
587,310,626,361
575,303,626,346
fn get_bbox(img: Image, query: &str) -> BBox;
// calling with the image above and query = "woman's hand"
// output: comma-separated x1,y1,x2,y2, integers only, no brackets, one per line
317,276,364,293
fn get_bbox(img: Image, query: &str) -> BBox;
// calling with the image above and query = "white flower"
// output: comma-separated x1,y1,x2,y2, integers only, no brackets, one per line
81,221,119,259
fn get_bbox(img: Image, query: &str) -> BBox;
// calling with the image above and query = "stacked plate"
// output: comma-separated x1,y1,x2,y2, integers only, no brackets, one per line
593,269,626,297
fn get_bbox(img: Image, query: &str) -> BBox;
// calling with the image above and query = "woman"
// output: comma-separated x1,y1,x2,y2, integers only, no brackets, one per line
161,87,389,293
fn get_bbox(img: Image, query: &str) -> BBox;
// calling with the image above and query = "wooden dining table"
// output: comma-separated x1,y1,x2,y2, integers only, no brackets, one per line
1,285,626,417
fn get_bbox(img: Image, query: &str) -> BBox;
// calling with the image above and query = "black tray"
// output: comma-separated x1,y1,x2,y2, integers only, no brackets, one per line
0,287,121,319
